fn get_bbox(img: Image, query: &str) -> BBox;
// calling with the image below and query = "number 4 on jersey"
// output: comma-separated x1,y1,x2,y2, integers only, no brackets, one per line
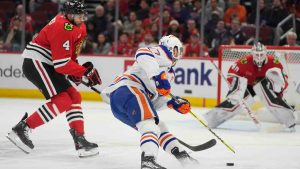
63,40,70,50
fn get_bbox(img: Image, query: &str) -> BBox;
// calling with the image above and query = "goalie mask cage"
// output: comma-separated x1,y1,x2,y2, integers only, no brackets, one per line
217,45,300,123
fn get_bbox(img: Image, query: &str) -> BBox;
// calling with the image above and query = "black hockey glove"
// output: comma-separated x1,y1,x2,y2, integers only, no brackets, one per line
82,62,102,86
68,75,82,86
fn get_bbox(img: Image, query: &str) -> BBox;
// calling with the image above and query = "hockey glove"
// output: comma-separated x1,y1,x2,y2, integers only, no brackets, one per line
68,75,82,86
153,71,171,96
83,62,102,86
167,96,191,114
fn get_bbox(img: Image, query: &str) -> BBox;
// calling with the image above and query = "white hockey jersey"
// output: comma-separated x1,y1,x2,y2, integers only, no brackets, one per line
102,45,175,109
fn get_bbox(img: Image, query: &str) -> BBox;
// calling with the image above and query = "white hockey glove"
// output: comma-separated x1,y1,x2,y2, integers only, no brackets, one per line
265,67,285,93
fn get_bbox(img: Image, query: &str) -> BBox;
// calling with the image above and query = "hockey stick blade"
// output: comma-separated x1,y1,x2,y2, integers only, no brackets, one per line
177,138,216,151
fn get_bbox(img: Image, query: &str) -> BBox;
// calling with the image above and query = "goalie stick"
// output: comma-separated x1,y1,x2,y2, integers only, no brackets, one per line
177,138,216,152
81,82,216,151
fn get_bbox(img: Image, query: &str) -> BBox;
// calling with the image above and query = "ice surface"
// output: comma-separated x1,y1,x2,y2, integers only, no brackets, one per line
0,98,299,169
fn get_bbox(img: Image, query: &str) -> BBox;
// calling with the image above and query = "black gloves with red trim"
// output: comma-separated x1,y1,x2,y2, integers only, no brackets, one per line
67,62,102,86
82,62,102,86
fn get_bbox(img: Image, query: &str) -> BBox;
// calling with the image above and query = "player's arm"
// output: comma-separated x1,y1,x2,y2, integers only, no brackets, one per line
51,29,101,86
135,48,171,96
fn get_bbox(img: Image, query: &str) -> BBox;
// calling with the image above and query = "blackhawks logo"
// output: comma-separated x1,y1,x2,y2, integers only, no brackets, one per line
273,58,280,64
64,23,73,31
240,58,248,64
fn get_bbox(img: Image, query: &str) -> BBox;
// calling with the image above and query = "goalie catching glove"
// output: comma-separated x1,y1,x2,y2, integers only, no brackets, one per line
153,71,171,96
167,96,191,114
82,62,102,86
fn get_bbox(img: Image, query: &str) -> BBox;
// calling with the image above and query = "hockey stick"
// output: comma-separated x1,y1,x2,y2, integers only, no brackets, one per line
81,82,216,151
170,93,236,154
177,138,216,152
81,81,101,94
208,58,261,127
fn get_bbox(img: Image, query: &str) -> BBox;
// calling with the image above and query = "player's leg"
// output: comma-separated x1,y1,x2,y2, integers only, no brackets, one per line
110,86,166,169
203,76,248,128
65,86,98,157
157,121,198,167
253,78,296,131
7,59,73,153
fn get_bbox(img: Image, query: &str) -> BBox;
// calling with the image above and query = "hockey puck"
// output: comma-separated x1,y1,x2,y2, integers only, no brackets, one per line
226,163,234,166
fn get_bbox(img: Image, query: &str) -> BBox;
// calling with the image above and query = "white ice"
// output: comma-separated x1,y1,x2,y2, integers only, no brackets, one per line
0,98,299,169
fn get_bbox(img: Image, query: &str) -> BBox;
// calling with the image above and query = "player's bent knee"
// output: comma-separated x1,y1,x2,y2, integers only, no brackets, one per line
66,86,82,104
136,119,161,136
51,92,72,113
157,121,169,132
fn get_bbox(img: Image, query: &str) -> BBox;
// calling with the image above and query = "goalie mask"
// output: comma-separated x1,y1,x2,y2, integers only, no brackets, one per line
159,35,183,65
251,42,267,68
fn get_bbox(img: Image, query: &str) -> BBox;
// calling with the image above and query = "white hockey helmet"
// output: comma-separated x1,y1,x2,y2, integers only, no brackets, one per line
159,35,183,60
251,42,267,68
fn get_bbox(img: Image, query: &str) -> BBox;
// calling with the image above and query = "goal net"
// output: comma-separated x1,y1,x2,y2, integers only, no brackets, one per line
217,45,300,123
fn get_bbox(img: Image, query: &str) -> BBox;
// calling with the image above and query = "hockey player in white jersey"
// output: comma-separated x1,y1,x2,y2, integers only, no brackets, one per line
203,42,296,131
102,35,198,169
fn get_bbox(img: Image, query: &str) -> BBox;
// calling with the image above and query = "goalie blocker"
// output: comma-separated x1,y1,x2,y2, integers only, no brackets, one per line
204,76,296,130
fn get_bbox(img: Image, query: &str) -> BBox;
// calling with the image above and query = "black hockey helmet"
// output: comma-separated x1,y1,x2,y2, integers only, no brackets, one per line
62,0,86,15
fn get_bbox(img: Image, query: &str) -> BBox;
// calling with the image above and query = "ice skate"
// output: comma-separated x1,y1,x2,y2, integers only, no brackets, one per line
171,147,199,167
141,152,166,169
69,128,99,158
6,113,34,154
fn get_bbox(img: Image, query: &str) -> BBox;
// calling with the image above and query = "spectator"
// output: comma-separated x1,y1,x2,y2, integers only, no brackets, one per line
93,33,111,54
227,19,246,45
206,0,226,11
171,0,190,24
167,19,181,38
5,16,23,51
89,5,110,42
9,4,33,34
161,10,174,35
265,0,289,28
108,33,133,56
182,19,199,43
138,32,157,48
205,0,224,20
136,0,150,20
105,0,116,22
184,33,208,57
224,0,247,26
0,38,8,52
123,11,139,34
189,0,204,25
247,0,269,25
210,20,231,57
284,31,298,46
142,8,159,32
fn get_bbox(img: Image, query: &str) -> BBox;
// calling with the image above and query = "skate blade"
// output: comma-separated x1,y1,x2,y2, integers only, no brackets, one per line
6,131,31,154
78,148,99,158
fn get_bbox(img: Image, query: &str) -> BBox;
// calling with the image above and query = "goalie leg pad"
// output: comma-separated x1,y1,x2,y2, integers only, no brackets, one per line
203,99,244,128
253,78,295,128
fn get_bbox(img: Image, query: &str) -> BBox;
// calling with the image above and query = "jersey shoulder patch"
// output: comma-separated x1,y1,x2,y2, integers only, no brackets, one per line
240,58,248,64
64,22,73,31
273,58,281,64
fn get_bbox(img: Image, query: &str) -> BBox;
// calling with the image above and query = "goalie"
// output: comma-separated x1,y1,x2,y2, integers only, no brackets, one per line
204,42,296,131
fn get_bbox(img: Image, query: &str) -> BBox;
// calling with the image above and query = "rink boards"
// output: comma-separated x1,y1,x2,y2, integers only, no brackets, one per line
1,53,300,108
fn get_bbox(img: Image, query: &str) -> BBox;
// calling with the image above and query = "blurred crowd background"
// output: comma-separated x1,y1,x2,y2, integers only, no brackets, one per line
0,0,299,57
